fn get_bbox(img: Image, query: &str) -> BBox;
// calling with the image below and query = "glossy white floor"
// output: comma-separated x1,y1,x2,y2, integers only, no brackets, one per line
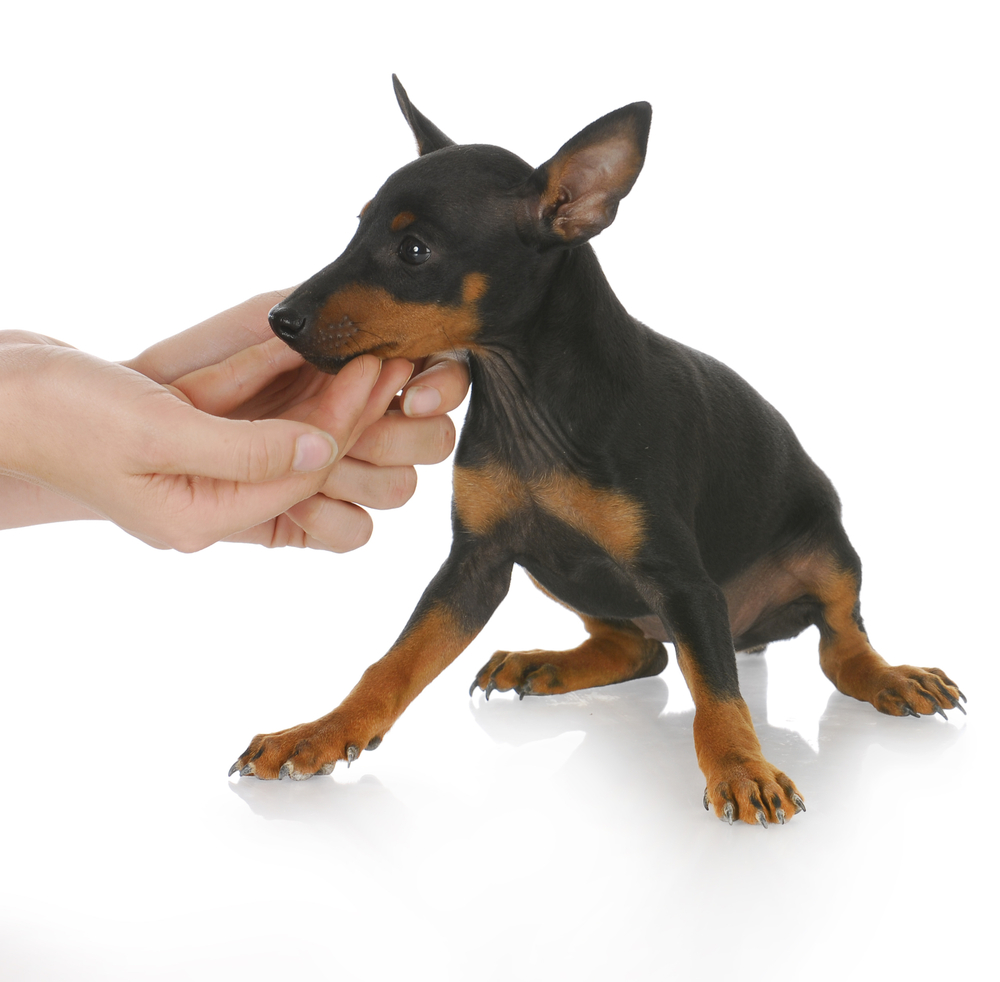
2,511,994,980
2,4,996,979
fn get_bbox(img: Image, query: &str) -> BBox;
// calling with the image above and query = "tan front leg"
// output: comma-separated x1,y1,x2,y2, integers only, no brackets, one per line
676,644,805,826
230,604,476,780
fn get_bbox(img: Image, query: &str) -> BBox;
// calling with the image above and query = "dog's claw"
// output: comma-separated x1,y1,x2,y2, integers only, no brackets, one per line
484,680,497,701
703,789,710,811
468,679,478,697
722,802,735,825
776,808,786,825
756,810,768,828
278,761,292,780
240,764,254,777
792,794,806,814
228,760,241,777
346,745,359,767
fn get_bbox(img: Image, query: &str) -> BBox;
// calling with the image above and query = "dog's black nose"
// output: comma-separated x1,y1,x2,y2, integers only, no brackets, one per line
268,304,307,341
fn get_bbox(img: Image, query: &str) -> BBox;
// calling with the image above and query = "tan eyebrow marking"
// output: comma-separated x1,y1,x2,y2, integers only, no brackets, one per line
391,211,417,231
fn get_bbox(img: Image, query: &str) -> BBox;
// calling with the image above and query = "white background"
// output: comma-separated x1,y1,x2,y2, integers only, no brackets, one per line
1,2,997,979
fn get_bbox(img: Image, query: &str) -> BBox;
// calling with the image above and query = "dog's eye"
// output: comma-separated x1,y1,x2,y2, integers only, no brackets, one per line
398,236,431,265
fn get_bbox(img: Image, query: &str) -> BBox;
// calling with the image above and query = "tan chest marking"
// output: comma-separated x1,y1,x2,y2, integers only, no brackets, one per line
453,461,646,561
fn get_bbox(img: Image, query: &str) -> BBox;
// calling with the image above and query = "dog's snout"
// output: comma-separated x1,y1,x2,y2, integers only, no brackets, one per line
268,305,307,341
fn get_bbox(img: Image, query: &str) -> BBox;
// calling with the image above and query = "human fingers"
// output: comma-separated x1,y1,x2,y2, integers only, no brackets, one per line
299,357,414,457
347,411,456,466
285,495,375,552
400,353,470,417
318,457,417,509
150,354,392,483
169,336,305,417
125,290,291,383
223,498,375,553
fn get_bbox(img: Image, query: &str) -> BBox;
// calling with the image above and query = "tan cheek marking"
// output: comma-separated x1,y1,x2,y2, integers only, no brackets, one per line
315,279,487,361
359,200,372,218
391,211,416,231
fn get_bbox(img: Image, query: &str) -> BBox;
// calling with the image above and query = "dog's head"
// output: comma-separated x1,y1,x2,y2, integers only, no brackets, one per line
269,76,651,373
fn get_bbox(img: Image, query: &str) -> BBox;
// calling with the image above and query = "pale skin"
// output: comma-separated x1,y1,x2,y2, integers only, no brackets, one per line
0,291,469,551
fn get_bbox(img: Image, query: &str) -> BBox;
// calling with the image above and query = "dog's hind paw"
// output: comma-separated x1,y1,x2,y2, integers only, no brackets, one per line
867,665,966,719
470,650,560,700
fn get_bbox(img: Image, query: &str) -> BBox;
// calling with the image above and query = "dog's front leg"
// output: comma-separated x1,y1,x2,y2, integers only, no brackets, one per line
661,579,805,827
230,538,514,780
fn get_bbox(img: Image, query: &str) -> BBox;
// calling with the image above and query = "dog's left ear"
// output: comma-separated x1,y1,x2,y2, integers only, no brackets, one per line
393,75,455,155
519,102,651,246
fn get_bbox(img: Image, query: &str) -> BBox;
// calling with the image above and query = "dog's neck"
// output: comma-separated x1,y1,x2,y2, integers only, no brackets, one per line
458,247,647,479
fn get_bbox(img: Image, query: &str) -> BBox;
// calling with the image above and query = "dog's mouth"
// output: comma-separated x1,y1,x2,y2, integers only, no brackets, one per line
298,346,383,375
270,302,393,372
269,272,488,372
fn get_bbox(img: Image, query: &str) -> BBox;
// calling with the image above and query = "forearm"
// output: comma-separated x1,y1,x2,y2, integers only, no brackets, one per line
0,474,101,529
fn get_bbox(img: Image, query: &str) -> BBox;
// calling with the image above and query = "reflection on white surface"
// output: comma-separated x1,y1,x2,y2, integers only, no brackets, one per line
0,524,992,980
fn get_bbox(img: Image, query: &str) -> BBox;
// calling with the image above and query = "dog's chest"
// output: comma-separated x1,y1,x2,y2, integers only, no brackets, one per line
451,460,657,622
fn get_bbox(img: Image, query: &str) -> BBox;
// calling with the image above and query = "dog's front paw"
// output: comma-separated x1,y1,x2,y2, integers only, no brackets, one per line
703,758,805,827
868,665,966,719
228,716,383,780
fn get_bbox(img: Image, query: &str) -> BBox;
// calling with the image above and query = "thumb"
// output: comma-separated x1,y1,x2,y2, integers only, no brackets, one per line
148,354,389,484
150,407,338,483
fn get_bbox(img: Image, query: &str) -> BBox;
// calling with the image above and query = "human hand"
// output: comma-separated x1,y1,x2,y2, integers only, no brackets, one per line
0,293,469,551
125,291,470,550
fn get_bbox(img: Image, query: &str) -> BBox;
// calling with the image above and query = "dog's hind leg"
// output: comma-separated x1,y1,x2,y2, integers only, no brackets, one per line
470,613,668,699
809,553,966,718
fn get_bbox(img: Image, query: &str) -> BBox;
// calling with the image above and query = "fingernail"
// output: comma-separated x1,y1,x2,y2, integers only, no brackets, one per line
403,384,442,417
293,432,338,471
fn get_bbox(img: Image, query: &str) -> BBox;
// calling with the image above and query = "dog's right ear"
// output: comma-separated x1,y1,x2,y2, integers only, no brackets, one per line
393,75,455,155
518,102,651,247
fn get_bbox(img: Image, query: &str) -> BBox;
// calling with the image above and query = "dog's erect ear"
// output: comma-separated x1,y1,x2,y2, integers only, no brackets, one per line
393,75,455,155
519,102,651,246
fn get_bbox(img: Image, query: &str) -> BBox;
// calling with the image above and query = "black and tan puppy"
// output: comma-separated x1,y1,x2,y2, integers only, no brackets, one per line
230,77,965,826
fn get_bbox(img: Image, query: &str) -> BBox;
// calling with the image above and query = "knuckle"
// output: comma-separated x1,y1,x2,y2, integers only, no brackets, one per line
241,430,277,482
364,423,398,465
378,467,417,509
433,418,457,461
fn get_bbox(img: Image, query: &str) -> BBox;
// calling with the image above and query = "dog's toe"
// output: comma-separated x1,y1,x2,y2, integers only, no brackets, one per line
228,716,380,780
704,758,803,828
869,666,966,719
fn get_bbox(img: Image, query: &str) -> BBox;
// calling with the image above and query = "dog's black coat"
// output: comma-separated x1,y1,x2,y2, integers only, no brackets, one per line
235,78,964,825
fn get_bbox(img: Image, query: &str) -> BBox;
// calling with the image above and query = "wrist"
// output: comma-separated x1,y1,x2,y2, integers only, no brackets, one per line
0,474,102,529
